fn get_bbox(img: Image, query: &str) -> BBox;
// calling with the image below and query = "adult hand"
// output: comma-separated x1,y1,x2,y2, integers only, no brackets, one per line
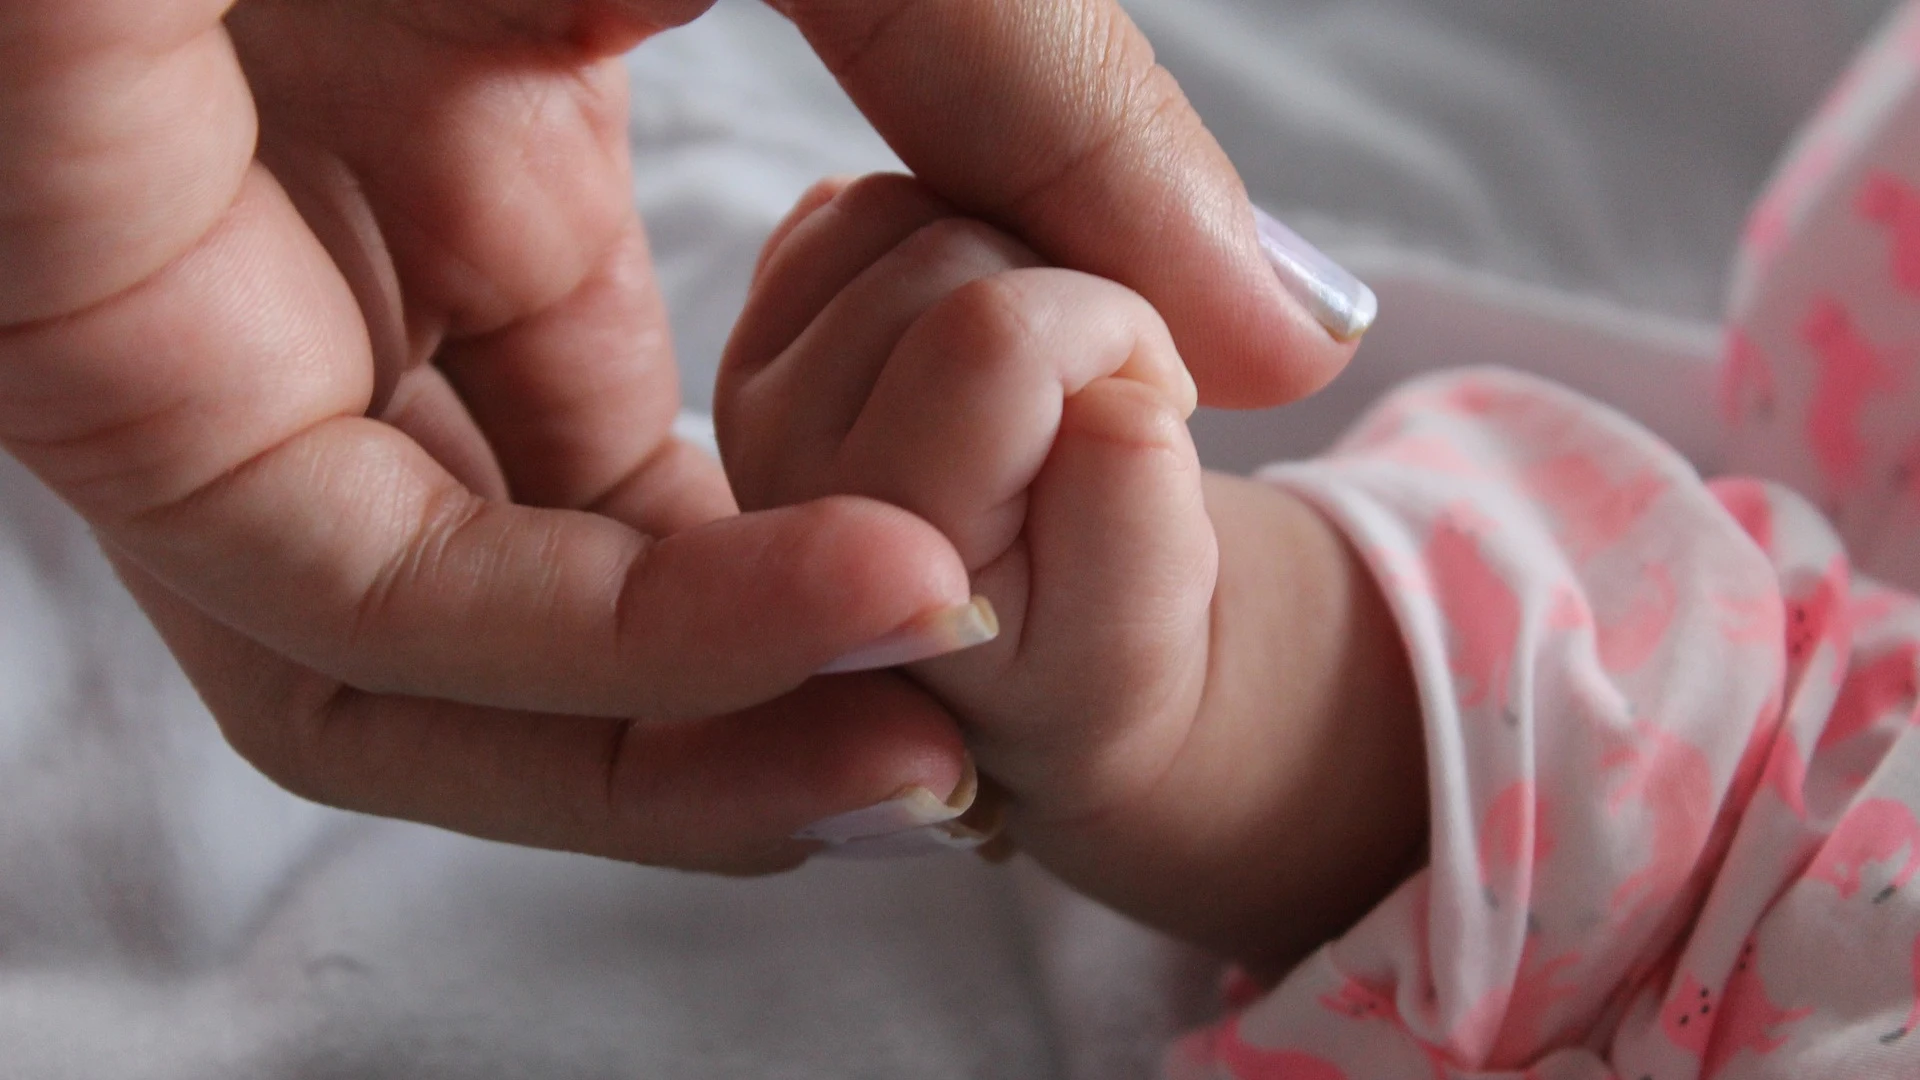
0,0,1359,871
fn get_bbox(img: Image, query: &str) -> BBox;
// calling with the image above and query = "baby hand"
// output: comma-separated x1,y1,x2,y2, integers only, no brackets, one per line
720,172,1212,816
719,175,1424,968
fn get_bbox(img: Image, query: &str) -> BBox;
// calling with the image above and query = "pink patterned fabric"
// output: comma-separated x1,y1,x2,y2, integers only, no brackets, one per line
1171,5,1920,1077
1725,0,1920,590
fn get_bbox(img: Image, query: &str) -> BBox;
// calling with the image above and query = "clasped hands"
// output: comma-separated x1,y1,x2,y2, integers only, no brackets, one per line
0,0,1358,878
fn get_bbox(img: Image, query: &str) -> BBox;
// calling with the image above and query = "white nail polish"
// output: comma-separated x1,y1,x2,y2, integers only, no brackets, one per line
1253,206,1379,343
812,825,994,859
793,785,971,844
818,596,999,675
795,757,1005,858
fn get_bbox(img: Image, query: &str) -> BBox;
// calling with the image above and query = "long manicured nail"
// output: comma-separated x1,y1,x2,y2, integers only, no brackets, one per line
793,783,973,844
812,826,993,859
794,756,1006,858
818,596,998,675
1253,206,1378,343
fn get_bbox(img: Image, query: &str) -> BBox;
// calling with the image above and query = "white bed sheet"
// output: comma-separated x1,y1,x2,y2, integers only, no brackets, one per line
0,1,1895,1076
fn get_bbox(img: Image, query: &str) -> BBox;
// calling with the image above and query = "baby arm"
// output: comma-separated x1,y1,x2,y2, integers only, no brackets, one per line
717,174,1426,971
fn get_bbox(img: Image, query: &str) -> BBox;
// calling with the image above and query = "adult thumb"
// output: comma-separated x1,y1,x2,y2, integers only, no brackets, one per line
774,0,1374,407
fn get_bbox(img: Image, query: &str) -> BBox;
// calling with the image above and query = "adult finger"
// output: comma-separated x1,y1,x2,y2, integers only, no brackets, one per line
231,1,685,524
114,558,974,874
236,6,741,539
434,220,688,513
774,0,1374,407
379,364,511,501
0,0,252,324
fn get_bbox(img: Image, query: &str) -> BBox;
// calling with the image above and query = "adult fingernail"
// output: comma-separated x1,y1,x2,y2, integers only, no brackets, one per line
794,756,1007,858
812,827,989,859
793,784,970,844
818,596,998,674
1253,206,1378,343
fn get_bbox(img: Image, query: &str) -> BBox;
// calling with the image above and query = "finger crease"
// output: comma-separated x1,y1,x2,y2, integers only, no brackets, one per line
349,484,489,655
118,411,344,529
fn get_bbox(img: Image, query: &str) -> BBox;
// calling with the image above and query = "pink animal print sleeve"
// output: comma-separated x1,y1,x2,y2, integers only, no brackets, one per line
1170,366,1920,1080
1166,7,1920,1077
1723,0,1920,592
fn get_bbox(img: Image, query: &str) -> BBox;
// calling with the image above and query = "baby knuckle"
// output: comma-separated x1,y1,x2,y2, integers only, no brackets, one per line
908,215,1001,249
832,172,944,220
922,273,1041,356
896,216,1030,276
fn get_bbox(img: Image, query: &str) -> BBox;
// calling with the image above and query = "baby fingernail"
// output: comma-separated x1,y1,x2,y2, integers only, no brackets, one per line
1174,360,1199,419
1253,206,1378,343
818,595,999,675
794,756,1007,858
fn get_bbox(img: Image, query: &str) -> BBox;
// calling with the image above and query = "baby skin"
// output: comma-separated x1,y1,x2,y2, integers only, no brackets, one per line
716,174,1425,972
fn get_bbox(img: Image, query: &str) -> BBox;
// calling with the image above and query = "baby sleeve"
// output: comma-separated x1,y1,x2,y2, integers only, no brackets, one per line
1721,0,1920,593
1168,366,1920,1079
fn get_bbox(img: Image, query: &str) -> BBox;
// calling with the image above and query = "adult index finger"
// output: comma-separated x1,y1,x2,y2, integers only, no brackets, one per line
116,557,977,874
